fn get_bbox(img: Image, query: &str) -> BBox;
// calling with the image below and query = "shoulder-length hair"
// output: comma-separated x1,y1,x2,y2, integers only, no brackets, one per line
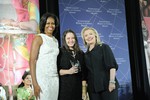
81,27,102,48
40,12,59,36
62,29,81,52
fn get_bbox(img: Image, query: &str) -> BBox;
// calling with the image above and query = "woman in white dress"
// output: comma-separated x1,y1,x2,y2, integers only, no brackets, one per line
29,13,59,100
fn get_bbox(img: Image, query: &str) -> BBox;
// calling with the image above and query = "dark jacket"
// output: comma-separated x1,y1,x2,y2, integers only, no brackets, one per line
84,43,119,92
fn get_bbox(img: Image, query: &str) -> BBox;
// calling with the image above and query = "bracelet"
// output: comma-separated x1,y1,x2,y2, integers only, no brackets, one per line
109,80,116,84
82,91,86,93
82,90,87,93
82,86,87,89
82,85,87,93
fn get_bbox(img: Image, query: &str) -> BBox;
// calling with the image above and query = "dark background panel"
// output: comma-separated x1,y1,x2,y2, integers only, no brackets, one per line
125,0,150,100
39,0,60,45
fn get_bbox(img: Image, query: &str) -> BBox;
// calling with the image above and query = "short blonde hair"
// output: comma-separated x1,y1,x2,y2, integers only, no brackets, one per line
81,27,102,47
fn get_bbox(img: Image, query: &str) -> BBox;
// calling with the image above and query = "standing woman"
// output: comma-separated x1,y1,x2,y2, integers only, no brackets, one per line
29,13,59,100
57,29,87,100
81,27,119,100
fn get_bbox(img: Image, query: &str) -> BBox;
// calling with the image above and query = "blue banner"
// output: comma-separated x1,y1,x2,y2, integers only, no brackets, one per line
59,0,133,99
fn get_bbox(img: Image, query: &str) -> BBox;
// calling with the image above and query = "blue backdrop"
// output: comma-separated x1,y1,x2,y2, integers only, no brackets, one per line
59,0,133,99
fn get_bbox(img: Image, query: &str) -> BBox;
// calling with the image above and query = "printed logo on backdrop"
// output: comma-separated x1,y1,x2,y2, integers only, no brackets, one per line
59,0,133,99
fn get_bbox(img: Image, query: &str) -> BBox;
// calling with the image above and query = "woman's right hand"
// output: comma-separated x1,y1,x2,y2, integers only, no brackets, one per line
69,66,79,74
33,84,42,99
82,92,88,100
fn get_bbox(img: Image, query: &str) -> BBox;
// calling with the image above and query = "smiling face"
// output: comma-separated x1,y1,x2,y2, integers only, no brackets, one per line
83,29,96,46
23,75,32,86
44,17,55,36
65,32,76,50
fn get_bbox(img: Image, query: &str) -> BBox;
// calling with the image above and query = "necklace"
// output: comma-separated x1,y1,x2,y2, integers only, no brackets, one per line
71,51,76,58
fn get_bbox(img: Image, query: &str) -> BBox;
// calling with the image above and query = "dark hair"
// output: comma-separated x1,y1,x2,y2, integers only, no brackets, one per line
40,12,59,36
0,83,2,86
18,71,31,88
62,29,81,52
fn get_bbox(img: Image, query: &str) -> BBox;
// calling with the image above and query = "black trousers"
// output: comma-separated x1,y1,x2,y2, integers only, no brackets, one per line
88,89,118,100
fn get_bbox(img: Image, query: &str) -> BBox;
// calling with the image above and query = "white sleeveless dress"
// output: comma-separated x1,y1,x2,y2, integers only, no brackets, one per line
36,34,59,100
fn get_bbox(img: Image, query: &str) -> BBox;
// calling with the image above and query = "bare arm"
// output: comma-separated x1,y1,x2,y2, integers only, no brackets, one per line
109,68,116,92
19,20,38,31
110,68,116,82
82,80,87,92
82,80,87,100
29,35,42,98
59,69,71,75
59,66,79,75
0,19,38,32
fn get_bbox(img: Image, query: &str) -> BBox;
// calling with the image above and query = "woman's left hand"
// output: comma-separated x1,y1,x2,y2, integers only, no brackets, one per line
108,83,116,92
82,92,88,100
